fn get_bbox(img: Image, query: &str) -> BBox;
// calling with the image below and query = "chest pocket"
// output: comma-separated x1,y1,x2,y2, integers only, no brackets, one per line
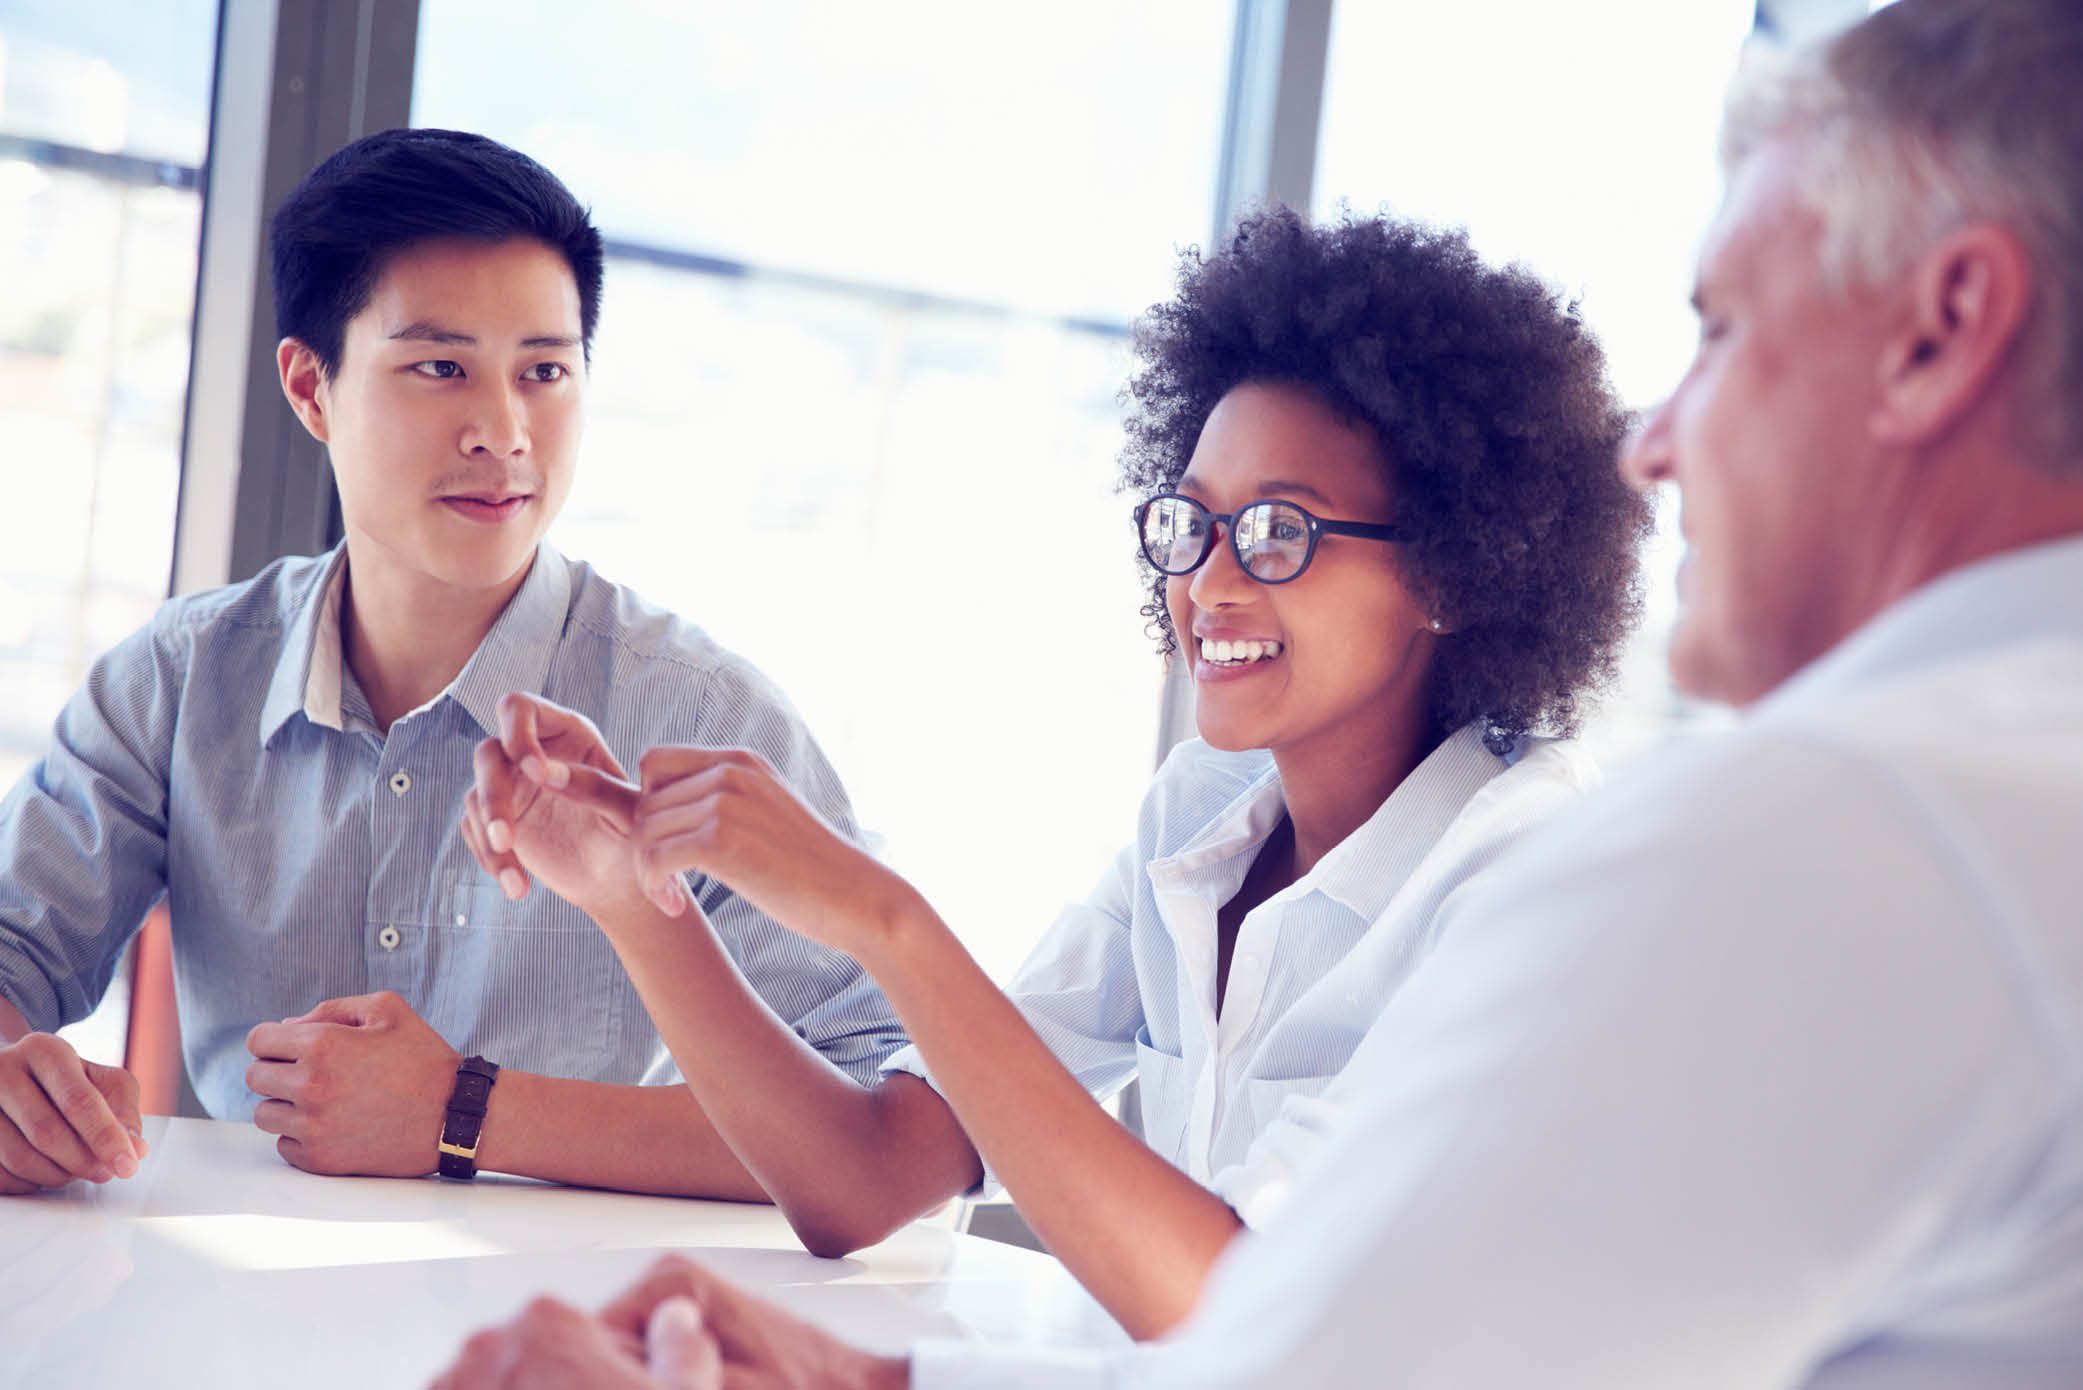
424,873,629,1079
1132,1025,1193,1164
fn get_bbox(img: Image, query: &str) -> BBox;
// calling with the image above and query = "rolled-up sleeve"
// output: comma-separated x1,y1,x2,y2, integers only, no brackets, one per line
0,619,179,1032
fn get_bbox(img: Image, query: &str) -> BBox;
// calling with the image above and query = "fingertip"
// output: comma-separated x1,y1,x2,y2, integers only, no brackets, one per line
499,867,528,900
648,1292,703,1342
645,1296,718,1384
518,755,546,785
487,819,513,853
542,758,570,790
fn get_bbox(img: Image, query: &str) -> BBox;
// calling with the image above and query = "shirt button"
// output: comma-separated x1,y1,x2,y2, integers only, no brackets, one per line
377,924,402,951
453,913,467,927
388,770,412,796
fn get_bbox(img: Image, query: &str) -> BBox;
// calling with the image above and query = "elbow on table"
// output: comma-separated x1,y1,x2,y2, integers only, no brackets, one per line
780,1191,921,1260
772,1075,976,1258
770,1167,941,1258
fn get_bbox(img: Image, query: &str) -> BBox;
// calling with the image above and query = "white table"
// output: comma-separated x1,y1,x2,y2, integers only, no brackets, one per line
0,1116,1126,1388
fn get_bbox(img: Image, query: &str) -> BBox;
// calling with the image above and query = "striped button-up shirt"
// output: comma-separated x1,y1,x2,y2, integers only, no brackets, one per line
885,722,1597,1225
0,543,905,1116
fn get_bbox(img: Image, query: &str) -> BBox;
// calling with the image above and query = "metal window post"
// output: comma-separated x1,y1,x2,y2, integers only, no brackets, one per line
172,0,420,597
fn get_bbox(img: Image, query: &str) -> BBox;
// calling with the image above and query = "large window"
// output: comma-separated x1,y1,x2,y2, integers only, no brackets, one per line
416,1,1235,978
0,0,221,1060
1314,0,1757,762
4,0,1803,1046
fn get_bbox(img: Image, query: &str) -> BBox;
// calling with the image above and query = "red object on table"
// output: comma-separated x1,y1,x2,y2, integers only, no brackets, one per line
124,903,183,1115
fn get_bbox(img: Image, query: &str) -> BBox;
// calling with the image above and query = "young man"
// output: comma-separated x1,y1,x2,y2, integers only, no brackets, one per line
0,129,902,1197
438,0,2083,1383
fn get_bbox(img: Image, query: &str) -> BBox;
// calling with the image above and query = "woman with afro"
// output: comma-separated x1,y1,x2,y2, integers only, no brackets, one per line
466,205,1651,1340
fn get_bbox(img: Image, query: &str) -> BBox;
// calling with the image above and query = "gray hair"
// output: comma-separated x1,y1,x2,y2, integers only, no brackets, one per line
1721,0,2083,466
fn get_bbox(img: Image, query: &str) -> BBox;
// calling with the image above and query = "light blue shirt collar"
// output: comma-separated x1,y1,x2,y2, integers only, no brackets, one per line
446,544,572,738
257,541,573,747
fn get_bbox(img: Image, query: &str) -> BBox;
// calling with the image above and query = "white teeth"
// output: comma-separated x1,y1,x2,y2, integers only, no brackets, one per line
1199,638,1285,665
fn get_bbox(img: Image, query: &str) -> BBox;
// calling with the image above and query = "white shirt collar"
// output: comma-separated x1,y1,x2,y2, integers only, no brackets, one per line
1761,532,2083,716
1150,722,1510,923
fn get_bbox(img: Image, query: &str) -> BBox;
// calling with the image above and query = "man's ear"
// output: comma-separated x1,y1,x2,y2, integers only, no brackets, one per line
277,338,331,444
1870,222,2031,447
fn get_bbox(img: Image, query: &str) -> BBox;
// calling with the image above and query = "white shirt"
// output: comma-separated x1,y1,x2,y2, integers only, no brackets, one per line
915,538,2083,1388
884,723,1597,1225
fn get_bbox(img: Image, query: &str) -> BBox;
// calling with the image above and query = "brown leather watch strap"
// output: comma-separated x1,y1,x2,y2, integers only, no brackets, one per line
436,1056,499,1180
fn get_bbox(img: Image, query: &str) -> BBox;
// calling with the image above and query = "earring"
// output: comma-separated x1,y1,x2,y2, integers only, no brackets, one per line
1428,618,1445,633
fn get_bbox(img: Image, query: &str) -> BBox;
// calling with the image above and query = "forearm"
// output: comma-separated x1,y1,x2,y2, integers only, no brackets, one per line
862,907,1244,1340
470,1071,769,1199
595,896,981,1253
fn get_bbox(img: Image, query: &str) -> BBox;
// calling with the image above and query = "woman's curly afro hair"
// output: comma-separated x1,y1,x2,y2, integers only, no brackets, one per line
1121,206,1653,747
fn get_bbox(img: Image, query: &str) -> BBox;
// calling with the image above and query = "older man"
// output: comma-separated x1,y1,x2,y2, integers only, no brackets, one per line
437,0,2083,1384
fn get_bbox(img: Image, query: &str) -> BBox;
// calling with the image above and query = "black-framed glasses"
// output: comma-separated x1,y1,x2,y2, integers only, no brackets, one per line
1133,492,1409,585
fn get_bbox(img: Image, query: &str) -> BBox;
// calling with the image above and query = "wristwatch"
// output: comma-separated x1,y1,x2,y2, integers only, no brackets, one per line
436,1055,500,1180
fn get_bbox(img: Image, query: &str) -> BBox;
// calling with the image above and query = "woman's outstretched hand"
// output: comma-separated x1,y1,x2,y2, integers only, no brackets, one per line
460,692,670,919
542,742,919,954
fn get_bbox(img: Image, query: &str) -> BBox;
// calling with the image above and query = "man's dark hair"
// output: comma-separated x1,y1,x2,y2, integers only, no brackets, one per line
269,127,605,375
1122,205,1653,747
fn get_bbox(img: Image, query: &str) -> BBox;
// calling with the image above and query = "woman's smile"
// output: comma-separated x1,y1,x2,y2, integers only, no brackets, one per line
1193,634,1287,682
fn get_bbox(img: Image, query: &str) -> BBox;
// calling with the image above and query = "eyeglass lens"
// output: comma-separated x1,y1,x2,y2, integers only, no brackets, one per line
1140,497,1313,582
